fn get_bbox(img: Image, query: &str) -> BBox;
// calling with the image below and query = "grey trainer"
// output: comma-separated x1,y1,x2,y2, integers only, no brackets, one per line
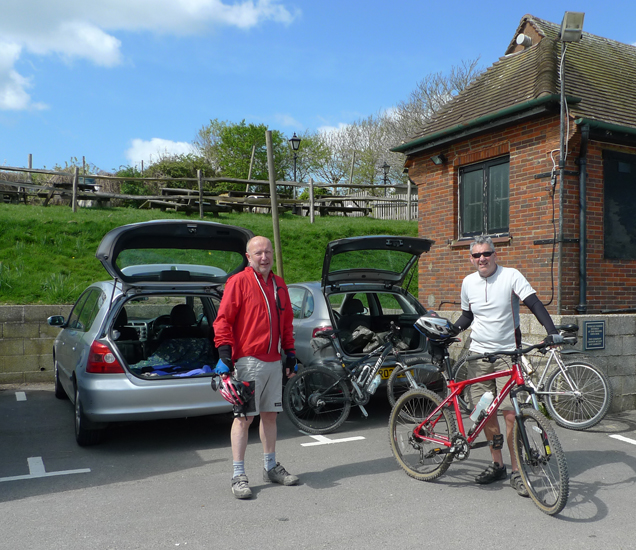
263,463,299,486
231,474,252,499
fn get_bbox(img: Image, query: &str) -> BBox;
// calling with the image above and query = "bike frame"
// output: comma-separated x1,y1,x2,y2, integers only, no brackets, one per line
321,329,402,393
415,355,538,452
522,345,580,400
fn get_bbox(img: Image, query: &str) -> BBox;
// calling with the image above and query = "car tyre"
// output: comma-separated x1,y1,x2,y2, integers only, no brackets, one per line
74,387,103,446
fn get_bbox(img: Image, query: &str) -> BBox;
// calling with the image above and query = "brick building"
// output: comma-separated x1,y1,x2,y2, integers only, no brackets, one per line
392,14,636,317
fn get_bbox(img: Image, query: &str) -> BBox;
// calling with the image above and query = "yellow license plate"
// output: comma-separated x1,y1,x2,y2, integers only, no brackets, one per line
378,367,395,380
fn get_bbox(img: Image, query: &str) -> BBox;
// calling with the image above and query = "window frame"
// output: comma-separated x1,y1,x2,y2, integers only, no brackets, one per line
458,156,510,238
603,149,636,260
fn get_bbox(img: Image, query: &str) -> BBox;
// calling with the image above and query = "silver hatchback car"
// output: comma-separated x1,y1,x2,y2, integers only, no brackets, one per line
288,235,434,381
47,220,254,445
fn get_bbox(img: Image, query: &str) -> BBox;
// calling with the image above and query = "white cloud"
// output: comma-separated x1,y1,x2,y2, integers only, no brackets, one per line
125,138,194,167
317,122,350,135
0,42,48,110
0,0,297,111
273,113,302,128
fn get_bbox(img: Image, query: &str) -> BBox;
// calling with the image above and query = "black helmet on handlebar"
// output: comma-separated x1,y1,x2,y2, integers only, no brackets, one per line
414,312,454,342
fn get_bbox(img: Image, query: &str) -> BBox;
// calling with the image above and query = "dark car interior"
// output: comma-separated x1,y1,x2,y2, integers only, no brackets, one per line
332,292,424,355
111,296,219,377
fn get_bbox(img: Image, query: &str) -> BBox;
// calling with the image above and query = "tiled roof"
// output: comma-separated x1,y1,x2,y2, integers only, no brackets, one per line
394,14,636,153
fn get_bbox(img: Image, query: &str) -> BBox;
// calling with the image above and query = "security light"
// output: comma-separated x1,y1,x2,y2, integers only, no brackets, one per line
560,12,585,42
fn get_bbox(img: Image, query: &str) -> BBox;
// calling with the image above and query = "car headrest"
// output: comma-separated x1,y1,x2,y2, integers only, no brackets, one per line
115,308,128,327
170,304,196,326
340,298,364,315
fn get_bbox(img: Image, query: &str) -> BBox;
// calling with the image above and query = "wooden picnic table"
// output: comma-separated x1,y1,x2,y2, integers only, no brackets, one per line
300,196,372,216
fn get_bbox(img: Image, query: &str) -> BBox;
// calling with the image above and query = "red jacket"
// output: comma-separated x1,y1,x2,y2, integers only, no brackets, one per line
213,267,295,362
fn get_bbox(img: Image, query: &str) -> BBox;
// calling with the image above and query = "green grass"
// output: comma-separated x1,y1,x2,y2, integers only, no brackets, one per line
0,203,417,305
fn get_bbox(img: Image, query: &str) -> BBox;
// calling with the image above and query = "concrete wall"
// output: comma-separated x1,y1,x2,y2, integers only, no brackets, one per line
0,305,71,384
1,305,634,412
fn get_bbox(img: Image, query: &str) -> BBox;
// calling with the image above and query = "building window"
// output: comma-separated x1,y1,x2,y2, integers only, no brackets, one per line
604,150,636,260
459,157,509,238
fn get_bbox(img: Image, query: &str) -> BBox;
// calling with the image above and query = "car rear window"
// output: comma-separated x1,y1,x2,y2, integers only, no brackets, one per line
328,249,414,277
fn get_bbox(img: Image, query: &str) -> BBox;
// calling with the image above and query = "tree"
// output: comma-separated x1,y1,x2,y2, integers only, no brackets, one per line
309,58,483,192
193,119,289,191
389,57,483,140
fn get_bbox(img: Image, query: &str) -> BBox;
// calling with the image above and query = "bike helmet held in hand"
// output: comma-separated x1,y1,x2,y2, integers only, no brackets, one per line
414,312,455,342
212,375,255,414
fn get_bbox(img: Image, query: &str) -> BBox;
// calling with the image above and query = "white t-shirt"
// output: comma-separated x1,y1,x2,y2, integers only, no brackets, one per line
460,265,535,353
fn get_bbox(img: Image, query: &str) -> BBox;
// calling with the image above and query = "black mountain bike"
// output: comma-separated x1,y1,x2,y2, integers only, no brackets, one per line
283,323,439,434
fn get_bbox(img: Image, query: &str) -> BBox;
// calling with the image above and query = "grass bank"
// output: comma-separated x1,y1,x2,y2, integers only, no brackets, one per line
0,204,418,305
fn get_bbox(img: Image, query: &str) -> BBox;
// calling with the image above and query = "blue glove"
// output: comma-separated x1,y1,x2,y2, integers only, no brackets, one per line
285,353,298,374
213,358,232,375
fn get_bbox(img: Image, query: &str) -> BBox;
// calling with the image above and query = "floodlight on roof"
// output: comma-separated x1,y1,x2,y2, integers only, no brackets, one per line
559,12,585,42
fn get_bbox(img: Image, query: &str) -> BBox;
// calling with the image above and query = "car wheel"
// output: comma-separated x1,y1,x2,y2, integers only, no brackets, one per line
74,387,102,446
54,360,68,400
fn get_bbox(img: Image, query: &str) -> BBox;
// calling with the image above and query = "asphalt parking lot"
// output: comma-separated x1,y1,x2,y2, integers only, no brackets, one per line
1,383,635,550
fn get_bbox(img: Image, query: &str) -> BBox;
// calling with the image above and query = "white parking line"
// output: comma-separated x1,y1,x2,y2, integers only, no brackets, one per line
15,392,26,402
610,434,636,446
301,434,365,447
0,456,91,483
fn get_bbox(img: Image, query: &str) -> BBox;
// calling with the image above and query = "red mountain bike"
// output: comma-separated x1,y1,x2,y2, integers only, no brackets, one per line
389,341,569,516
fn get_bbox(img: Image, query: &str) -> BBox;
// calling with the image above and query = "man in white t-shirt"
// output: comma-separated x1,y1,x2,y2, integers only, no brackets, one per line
452,236,560,497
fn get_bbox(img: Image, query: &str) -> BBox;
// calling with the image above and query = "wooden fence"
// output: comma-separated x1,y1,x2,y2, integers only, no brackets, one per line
0,164,418,221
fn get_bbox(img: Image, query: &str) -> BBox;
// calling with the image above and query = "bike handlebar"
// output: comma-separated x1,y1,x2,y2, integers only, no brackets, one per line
465,338,567,363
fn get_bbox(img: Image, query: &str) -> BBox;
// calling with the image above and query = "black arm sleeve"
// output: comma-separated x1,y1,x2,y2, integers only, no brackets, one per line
454,309,474,331
523,294,558,335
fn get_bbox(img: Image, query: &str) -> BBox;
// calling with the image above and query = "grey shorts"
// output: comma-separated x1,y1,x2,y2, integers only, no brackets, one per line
235,357,283,416
467,356,514,412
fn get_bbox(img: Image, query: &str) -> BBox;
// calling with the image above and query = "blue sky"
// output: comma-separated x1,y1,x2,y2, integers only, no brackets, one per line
2,0,636,173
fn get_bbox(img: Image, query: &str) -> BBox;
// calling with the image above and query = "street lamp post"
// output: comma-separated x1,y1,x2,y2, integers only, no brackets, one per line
382,161,390,197
289,133,301,198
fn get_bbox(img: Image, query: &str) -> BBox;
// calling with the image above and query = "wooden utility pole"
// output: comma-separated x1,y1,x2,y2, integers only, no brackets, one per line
265,131,283,278
197,169,203,219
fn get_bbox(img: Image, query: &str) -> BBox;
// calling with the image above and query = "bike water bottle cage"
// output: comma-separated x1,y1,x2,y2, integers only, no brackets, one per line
489,434,504,450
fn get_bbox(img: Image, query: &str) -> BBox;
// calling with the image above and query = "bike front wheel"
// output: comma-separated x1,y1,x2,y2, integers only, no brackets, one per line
283,366,351,435
387,363,445,408
450,356,472,414
389,389,456,481
545,360,612,430
513,407,569,515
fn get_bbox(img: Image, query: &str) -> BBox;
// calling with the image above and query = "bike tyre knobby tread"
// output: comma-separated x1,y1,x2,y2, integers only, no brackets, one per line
283,366,351,435
544,360,612,430
513,407,569,515
389,388,456,482
387,364,446,408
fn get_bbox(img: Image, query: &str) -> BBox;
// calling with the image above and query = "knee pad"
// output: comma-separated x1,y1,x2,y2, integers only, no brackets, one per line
489,434,504,450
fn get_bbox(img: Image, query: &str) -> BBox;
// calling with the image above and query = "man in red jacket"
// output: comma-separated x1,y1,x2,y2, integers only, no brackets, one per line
213,236,298,499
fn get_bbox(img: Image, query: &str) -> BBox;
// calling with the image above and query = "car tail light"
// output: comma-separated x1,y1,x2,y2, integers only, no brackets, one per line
312,326,333,338
86,341,125,374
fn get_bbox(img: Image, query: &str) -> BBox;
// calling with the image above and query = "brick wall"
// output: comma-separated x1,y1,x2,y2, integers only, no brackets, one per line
409,113,636,314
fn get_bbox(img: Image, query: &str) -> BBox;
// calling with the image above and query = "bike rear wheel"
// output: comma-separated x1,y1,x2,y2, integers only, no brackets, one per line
283,366,351,435
545,360,612,430
387,363,446,408
389,389,456,481
513,407,569,515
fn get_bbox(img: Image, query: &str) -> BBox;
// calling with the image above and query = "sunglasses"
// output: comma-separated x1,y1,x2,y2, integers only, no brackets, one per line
471,251,494,259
